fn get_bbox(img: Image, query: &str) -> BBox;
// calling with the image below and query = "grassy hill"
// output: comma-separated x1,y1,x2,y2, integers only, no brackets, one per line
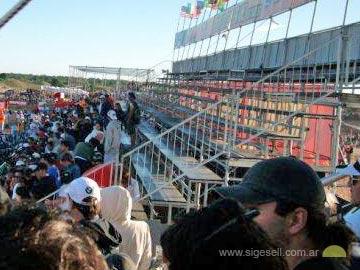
0,73,123,92
0,78,41,92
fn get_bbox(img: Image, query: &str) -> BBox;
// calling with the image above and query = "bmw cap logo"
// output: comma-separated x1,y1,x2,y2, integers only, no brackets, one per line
85,186,93,194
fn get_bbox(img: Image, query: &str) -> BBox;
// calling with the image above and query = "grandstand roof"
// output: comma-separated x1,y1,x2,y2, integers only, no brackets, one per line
70,66,153,77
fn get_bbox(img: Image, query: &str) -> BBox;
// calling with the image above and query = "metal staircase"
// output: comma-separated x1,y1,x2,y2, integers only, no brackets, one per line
115,35,343,223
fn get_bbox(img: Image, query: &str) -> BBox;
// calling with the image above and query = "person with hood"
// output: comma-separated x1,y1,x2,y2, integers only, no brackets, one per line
100,186,152,270
104,110,122,164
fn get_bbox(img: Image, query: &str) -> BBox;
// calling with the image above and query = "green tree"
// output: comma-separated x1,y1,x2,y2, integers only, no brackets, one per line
0,73,6,81
51,78,62,87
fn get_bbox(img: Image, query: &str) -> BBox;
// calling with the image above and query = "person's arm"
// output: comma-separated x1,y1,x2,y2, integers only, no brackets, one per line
137,224,153,270
131,178,141,202
104,126,112,153
127,103,134,123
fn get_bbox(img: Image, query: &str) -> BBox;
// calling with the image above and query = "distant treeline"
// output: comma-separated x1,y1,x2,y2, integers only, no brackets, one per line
0,73,128,91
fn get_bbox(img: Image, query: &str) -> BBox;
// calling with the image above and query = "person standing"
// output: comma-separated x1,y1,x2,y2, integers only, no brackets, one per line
126,92,141,147
101,186,152,270
0,107,5,131
99,94,112,127
104,110,122,164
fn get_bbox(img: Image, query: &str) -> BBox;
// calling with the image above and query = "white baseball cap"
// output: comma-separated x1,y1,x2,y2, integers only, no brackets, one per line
67,177,101,205
28,164,38,172
32,152,41,159
107,110,117,120
15,160,25,167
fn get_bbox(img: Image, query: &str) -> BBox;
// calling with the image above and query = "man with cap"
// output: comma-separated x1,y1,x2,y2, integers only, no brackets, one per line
66,176,122,255
99,94,112,125
30,162,57,200
215,157,350,270
104,110,122,164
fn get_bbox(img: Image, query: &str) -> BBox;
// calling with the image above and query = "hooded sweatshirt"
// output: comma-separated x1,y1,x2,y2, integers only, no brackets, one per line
100,186,152,270
104,120,122,154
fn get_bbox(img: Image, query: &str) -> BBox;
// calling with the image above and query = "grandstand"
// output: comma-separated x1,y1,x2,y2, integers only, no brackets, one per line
75,0,360,223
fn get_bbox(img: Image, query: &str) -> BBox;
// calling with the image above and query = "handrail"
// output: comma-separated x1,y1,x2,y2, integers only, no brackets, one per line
121,99,223,159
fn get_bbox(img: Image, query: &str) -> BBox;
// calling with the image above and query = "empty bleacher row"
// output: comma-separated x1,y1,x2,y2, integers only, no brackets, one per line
121,111,224,223
139,84,338,167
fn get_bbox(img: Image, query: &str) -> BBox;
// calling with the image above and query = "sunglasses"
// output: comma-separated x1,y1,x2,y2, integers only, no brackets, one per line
350,176,360,186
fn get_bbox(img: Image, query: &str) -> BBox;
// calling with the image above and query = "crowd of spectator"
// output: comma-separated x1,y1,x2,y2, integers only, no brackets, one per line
0,88,358,270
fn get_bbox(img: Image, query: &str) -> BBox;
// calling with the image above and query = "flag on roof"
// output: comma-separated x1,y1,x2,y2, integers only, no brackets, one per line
191,3,201,18
205,0,229,10
197,1,205,9
181,5,187,15
181,3,192,18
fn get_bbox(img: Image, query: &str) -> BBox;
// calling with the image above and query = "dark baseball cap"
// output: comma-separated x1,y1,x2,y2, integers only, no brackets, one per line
215,157,326,209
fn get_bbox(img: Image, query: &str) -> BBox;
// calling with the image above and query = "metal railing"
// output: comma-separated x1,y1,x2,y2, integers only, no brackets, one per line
110,35,345,223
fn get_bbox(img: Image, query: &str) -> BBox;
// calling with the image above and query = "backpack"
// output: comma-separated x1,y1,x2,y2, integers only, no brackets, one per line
133,102,141,125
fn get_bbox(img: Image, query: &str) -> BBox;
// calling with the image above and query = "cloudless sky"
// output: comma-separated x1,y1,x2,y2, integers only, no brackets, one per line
0,0,359,76
0,0,184,76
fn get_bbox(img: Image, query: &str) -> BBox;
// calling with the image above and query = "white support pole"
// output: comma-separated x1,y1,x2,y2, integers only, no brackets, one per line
0,0,32,29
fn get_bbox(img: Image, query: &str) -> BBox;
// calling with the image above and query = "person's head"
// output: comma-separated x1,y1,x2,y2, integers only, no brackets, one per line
15,160,26,169
128,92,136,102
121,169,131,188
215,157,359,268
84,116,92,123
216,157,326,250
35,162,48,179
88,137,100,149
0,204,108,270
100,186,132,222
42,153,57,166
94,121,103,131
59,140,71,153
161,198,288,270
12,170,23,183
336,158,360,205
350,177,360,205
46,140,54,150
106,253,137,270
67,177,101,222
61,152,75,167
107,110,117,121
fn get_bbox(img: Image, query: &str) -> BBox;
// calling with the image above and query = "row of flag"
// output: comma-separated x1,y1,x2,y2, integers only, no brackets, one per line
181,0,230,18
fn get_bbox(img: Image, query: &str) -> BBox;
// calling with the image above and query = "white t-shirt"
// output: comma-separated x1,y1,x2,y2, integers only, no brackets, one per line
12,183,21,201
85,129,104,144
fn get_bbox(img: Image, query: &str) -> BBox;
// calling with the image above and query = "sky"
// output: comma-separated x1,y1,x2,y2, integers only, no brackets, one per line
0,0,359,77
0,0,184,76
